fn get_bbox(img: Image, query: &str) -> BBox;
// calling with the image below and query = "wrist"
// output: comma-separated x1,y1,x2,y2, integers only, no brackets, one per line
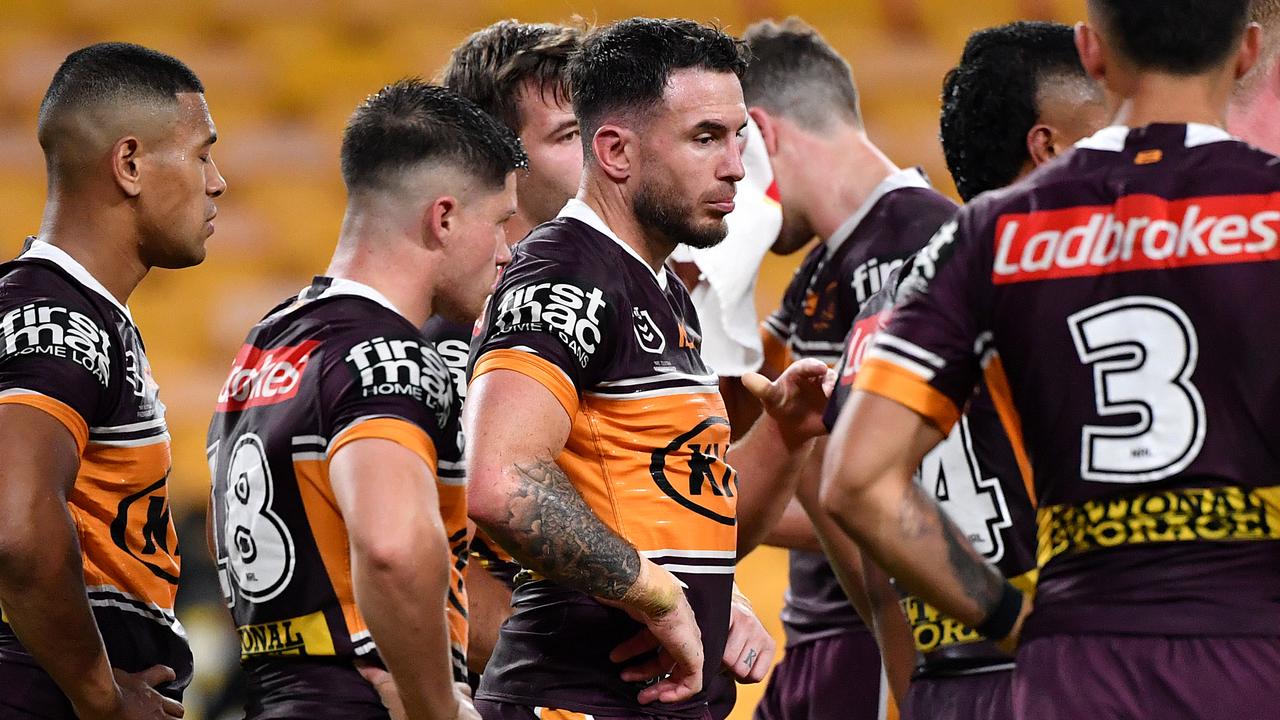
761,411,813,451
70,679,121,720
975,582,1024,641
618,559,682,620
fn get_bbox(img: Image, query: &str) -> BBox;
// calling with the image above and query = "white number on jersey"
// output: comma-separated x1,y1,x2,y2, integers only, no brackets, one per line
917,417,1012,563
1068,296,1207,483
208,433,297,602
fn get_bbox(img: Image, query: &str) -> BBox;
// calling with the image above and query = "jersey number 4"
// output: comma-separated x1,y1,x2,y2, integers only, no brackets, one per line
207,434,297,603
1069,296,1207,484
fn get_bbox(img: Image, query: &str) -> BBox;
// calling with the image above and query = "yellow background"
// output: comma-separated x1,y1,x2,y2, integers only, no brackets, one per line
0,1,1087,717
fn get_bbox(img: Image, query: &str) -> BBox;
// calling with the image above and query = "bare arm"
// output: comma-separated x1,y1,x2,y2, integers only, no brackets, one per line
859,550,917,705
821,392,1023,638
331,437,461,720
0,405,180,720
462,555,513,675
760,499,823,553
466,369,702,704
731,359,833,557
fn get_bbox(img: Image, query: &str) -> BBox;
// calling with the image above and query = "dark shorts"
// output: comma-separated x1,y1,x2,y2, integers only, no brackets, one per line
0,660,76,719
243,658,388,720
753,631,887,720
476,699,713,720
1013,635,1280,720
901,670,1012,720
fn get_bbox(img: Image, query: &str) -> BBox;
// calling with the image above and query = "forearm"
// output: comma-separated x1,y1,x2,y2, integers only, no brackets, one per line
353,530,456,720
0,501,116,714
731,413,814,556
463,563,512,674
822,472,1003,629
760,499,822,552
473,454,642,602
859,552,916,705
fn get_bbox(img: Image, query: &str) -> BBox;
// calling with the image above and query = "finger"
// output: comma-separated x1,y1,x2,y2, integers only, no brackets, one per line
454,681,474,699
747,642,776,683
822,368,838,397
618,654,671,683
138,664,177,687
610,628,660,663
740,372,775,403
635,668,702,705
160,694,185,717
720,624,747,671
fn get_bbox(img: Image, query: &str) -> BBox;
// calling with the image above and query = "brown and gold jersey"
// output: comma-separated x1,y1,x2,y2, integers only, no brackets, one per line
469,200,736,718
206,277,468,680
0,240,188,692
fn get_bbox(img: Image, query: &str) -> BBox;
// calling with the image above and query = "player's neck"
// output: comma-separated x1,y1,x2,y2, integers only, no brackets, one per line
330,212,434,327
577,184,672,276
36,193,148,306
505,209,538,248
1109,71,1233,131
1229,86,1280,154
810,130,899,242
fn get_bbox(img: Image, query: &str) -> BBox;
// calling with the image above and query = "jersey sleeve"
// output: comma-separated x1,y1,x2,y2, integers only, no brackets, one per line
0,286,112,453
468,252,620,418
854,211,994,433
322,322,456,472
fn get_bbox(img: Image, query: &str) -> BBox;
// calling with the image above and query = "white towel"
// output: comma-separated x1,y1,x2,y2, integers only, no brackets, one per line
672,117,782,377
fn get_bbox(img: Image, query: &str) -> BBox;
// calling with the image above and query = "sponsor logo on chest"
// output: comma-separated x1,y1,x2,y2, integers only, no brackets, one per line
0,302,111,385
345,336,452,424
217,341,318,412
494,281,608,367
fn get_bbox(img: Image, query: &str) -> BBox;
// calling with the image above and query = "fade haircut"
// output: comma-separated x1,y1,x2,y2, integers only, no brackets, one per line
37,42,204,153
568,18,749,155
740,17,861,129
1089,0,1251,75
441,20,582,133
340,79,528,193
941,21,1097,201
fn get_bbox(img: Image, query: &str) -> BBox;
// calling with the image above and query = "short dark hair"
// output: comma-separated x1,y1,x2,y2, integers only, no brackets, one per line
740,17,861,129
1089,0,1250,75
940,21,1095,201
37,42,204,148
340,79,527,193
441,20,582,133
568,18,749,150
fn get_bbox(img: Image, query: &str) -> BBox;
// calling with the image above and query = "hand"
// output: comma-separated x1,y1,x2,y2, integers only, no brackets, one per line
603,561,704,705
995,592,1033,656
356,663,478,720
742,358,836,446
720,587,775,683
76,665,184,720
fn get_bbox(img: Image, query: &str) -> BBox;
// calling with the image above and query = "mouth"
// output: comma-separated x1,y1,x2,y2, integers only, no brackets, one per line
707,199,736,214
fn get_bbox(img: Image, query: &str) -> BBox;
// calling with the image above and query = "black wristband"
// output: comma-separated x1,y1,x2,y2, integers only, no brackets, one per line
975,582,1023,640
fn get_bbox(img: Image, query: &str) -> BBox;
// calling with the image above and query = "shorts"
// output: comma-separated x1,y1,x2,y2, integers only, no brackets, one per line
753,631,888,720
901,670,1012,720
476,699,713,720
1013,634,1280,719
0,657,184,720
243,657,388,720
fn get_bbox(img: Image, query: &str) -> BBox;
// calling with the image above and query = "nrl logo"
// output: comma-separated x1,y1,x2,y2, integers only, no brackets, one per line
633,308,665,354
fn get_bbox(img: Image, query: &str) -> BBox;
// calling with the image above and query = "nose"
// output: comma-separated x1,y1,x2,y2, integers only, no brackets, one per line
720,134,746,183
495,234,513,267
208,156,227,198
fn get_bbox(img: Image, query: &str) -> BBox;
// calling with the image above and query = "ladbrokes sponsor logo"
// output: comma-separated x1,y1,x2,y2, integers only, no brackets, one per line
1037,484,1280,566
839,311,889,388
994,193,1280,284
217,341,318,412
900,594,982,653
0,302,111,385
494,281,607,368
345,337,453,425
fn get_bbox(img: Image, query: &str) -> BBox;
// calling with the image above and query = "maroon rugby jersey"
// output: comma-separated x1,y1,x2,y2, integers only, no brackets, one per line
207,277,470,682
422,316,520,588
858,123,1280,638
469,199,737,717
0,240,189,693
761,169,957,646
825,262,1037,677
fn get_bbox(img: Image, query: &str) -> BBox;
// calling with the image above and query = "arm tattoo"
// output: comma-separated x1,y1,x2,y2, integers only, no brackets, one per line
899,482,1002,617
481,455,641,601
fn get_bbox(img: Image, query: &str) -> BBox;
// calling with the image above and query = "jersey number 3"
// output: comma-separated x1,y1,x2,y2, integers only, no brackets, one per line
1068,296,1207,484
208,434,297,603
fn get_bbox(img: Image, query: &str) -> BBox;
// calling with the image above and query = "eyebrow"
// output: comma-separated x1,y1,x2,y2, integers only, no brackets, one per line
547,118,578,136
694,120,731,134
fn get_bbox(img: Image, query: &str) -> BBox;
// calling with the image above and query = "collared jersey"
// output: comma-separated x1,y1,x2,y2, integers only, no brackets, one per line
469,200,736,718
858,124,1280,639
762,169,958,646
206,277,469,681
0,240,189,691
421,315,520,587
825,261,1037,677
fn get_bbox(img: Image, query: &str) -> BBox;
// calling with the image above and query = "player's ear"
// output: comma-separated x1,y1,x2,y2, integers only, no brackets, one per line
424,195,456,249
1235,22,1263,81
591,124,632,181
1075,22,1106,84
1027,125,1057,167
112,136,143,198
747,107,779,157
